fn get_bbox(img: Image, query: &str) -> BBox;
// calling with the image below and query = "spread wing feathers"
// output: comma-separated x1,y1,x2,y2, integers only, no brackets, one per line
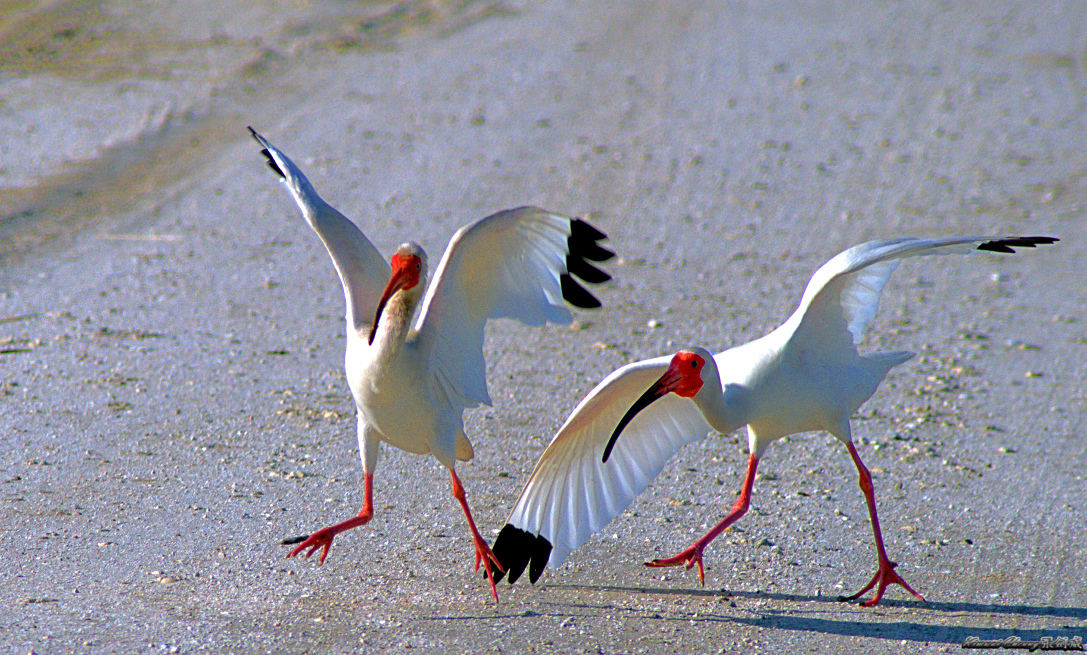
780,235,1058,361
413,206,613,411
493,355,712,584
249,128,389,333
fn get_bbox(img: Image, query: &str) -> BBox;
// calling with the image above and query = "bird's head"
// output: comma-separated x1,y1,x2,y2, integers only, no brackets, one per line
602,347,717,462
368,242,428,345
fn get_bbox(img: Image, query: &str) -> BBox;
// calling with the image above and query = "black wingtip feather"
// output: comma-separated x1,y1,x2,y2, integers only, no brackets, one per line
567,256,612,284
567,218,616,264
570,217,608,243
562,217,615,308
976,236,1059,254
248,127,287,179
491,525,528,584
491,525,553,585
263,156,285,179
528,534,551,583
561,274,602,309
576,240,616,263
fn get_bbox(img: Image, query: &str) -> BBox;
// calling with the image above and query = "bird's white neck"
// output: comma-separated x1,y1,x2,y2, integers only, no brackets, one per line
367,290,417,357
699,382,749,437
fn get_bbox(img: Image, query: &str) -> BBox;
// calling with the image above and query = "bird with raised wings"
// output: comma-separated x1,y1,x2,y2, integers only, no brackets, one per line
249,128,614,600
492,234,1056,606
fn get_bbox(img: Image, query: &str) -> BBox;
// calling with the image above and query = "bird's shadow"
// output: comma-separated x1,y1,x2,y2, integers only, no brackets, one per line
432,583,1086,645
556,583,1087,644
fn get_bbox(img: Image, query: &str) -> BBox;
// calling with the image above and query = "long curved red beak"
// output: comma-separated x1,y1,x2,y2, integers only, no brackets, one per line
602,352,705,463
367,262,418,345
602,368,682,463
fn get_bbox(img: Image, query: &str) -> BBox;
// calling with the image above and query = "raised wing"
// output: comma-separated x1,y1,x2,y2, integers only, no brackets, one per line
249,128,389,334
780,235,1058,361
413,206,613,410
492,355,713,584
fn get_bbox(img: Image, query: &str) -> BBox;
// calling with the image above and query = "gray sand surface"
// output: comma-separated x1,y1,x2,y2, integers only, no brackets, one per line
1,0,1084,652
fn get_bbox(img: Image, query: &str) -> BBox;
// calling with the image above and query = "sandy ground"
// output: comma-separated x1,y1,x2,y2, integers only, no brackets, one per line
1,0,1085,653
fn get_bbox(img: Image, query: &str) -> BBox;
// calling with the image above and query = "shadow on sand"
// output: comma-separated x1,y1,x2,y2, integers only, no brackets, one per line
434,582,1085,645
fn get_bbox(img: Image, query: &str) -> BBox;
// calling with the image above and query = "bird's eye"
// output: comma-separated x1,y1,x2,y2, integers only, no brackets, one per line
691,360,699,368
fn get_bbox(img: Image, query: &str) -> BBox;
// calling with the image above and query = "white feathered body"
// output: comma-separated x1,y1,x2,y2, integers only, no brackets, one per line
495,233,1055,579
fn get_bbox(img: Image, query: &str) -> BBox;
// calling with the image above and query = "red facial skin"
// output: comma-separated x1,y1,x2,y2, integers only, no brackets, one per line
367,252,422,344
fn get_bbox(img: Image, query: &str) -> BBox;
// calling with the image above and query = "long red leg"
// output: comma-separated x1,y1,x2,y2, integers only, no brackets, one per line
840,441,926,606
287,473,375,564
450,470,504,602
646,454,760,585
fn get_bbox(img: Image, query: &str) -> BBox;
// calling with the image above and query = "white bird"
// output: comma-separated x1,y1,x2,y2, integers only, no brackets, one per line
492,235,1057,606
248,128,614,600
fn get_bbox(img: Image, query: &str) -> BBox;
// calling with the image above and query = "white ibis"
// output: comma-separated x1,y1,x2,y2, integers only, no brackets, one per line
492,235,1057,606
248,128,614,600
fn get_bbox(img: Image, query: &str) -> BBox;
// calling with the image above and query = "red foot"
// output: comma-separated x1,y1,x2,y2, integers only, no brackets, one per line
449,469,504,602
473,532,505,601
644,454,758,587
841,559,926,607
287,526,339,564
285,508,373,565
286,476,374,566
645,543,708,585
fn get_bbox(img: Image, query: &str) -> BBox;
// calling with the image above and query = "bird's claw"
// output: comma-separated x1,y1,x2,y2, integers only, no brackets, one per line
286,527,337,564
839,559,925,607
472,536,505,602
645,544,707,585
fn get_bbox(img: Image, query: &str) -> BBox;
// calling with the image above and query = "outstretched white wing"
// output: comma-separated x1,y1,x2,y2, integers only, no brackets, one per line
250,128,389,334
492,355,713,583
413,206,613,411
781,235,1058,362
